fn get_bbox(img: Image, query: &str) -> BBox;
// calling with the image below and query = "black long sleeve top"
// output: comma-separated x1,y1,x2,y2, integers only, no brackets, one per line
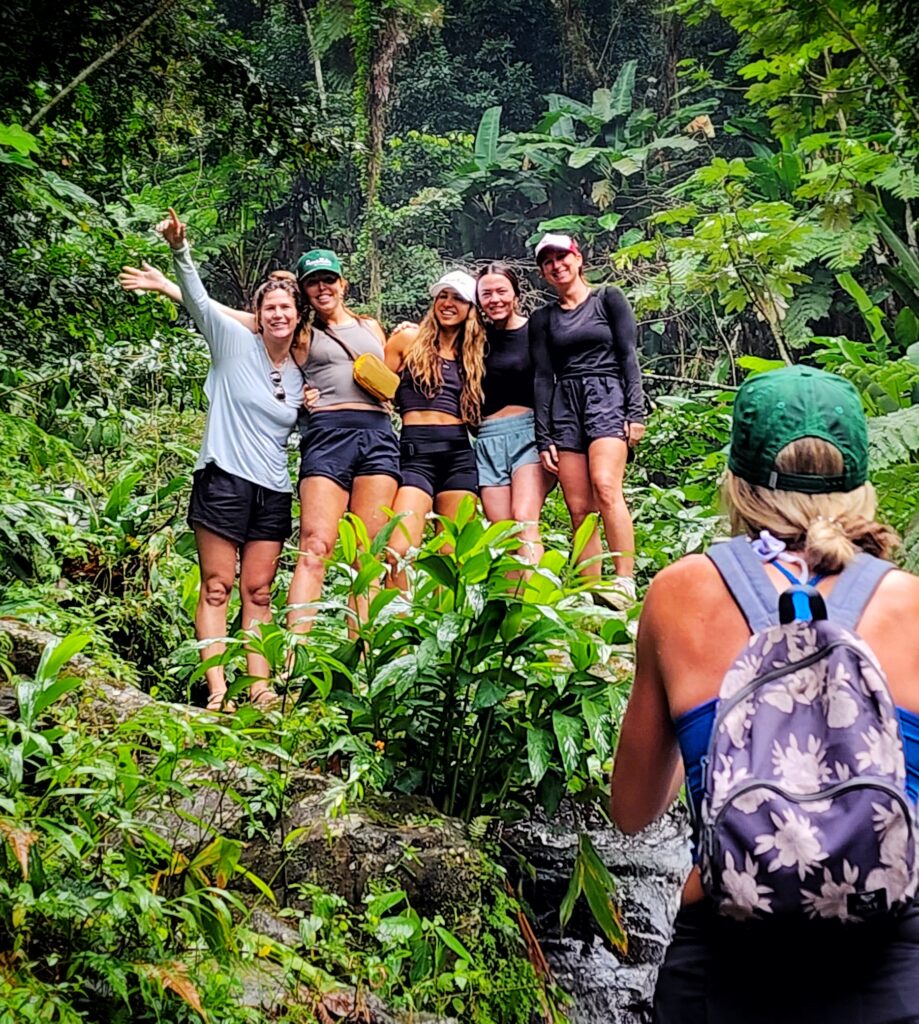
529,285,645,450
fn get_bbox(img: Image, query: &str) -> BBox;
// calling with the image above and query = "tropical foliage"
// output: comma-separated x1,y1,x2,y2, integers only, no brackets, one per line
0,0,918,1019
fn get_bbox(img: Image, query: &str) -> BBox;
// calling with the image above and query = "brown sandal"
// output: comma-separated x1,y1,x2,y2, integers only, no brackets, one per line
205,690,237,713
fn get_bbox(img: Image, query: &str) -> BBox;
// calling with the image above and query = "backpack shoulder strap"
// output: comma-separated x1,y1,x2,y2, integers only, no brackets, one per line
706,536,780,633
825,552,894,631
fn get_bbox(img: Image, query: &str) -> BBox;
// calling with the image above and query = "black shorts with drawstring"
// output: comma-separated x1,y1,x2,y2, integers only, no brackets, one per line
551,373,628,452
188,462,292,545
400,424,478,497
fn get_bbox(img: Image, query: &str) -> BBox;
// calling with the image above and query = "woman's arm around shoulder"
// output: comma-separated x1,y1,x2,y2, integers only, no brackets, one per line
610,555,711,834
384,324,418,372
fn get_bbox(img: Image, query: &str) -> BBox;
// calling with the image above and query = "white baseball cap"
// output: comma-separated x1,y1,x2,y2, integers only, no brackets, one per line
429,269,477,304
534,232,581,263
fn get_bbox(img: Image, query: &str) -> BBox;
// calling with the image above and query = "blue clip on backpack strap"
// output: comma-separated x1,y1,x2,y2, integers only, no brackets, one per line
824,552,894,631
706,536,781,632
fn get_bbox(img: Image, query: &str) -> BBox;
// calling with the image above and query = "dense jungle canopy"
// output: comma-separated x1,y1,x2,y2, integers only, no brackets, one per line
1,1,919,1021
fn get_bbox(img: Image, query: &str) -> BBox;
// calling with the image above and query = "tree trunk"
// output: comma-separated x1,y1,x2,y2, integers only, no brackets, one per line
26,0,178,130
546,0,602,92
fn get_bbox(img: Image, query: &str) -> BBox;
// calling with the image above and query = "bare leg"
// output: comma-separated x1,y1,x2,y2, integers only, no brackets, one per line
557,452,602,579
347,473,399,626
194,525,238,703
288,476,349,633
386,486,434,591
239,538,283,698
508,462,553,564
588,437,634,578
480,485,511,523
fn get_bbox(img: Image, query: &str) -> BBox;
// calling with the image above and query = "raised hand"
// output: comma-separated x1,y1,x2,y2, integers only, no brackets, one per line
118,261,172,296
155,207,187,250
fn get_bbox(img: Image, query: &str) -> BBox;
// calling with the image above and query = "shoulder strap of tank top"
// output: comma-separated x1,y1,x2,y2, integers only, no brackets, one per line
706,536,779,633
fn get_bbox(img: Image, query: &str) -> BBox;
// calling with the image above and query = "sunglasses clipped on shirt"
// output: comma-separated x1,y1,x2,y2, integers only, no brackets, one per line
269,367,285,401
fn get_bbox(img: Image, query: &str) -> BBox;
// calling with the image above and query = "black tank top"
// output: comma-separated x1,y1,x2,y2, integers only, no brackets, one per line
482,322,534,417
396,357,463,418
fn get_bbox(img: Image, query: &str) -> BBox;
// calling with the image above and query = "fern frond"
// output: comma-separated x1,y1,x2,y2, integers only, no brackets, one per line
869,404,919,471
784,286,833,348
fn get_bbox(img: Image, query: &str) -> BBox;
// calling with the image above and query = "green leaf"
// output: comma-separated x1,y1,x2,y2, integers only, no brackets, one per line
578,835,627,952
571,512,598,564
31,675,83,722
35,632,91,685
366,889,406,916
552,711,583,778
435,925,475,963
736,355,785,375
0,122,40,155
569,147,602,169
591,88,613,122
474,106,502,165
527,728,553,786
375,914,419,943
609,60,638,117
102,471,144,521
338,519,357,564
598,212,622,231
472,679,510,710
559,854,583,933
415,554,457,589
581,697,612,761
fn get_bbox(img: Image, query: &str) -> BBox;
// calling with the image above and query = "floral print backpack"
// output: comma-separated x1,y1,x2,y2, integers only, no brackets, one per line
699,536,918,923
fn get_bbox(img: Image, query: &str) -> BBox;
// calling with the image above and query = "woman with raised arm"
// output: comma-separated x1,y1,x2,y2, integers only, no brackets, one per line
475,262,553,564
384,270,485,586
288,249,401,631
611,365,919,1023
153,210,306,711
529,233,645,604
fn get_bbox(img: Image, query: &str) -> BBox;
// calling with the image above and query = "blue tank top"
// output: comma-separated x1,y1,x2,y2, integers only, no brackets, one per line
676,700,919,818
396,357,463,418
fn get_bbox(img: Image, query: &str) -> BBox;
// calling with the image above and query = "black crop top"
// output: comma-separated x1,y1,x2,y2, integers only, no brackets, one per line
396,357,463,418
482,322,534,418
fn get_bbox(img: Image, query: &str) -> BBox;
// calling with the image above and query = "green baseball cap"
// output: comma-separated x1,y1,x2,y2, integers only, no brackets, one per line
296,248,342,280
728,365,868,493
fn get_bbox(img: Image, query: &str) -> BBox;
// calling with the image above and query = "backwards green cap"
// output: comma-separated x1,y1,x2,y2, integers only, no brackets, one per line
728,365,868,493
296,248,343,280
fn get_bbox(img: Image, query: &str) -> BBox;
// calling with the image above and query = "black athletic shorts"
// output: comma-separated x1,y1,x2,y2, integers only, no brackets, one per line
400,424,478,497
188,462,292,545
654,899,919,1024
299,409,401,490
551,374,628,453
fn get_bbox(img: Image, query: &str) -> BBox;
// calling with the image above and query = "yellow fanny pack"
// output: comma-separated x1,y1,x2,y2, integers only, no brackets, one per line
352,351,400,402
324,329,399,402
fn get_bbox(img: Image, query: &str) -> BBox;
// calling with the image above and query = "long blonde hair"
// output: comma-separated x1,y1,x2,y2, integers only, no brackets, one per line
724,437,898,574
402,304,486,425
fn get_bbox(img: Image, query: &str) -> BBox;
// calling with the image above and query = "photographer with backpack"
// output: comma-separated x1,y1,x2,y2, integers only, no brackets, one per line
611,365,919,1023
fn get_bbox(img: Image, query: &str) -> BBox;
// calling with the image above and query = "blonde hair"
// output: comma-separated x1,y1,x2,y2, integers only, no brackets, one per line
724,437,898,574
402,303,486,425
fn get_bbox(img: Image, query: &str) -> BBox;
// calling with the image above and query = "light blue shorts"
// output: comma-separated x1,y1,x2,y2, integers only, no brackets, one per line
475,410,541,488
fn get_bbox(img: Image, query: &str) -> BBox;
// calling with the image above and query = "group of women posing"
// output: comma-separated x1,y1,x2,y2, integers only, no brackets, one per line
120,214,645,710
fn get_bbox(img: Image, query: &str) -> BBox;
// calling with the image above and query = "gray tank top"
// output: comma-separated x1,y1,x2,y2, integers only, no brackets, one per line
305,319,386,410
